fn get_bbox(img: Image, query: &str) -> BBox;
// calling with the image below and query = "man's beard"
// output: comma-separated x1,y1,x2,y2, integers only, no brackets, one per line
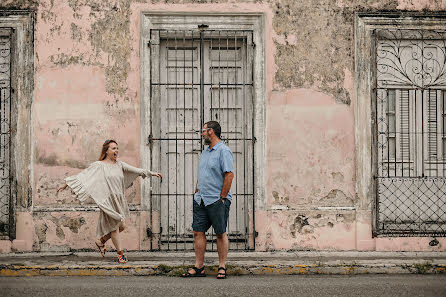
204,137,211,145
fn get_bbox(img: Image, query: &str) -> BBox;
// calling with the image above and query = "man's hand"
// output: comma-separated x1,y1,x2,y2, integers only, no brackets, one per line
220,171,234,202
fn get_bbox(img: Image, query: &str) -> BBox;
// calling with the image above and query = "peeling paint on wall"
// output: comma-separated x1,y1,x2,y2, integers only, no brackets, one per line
3,0,446,252
1,0,39,10
32,212,140,251
265,210,356,250
48,215,86,239
289,212,354,238
267,88,355,212
88,0,132,97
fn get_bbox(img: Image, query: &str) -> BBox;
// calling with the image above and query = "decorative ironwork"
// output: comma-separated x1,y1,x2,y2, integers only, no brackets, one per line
375,29,446,237
149,30,255,251
377,29,446,89
377,178,446,236
0,34,11,237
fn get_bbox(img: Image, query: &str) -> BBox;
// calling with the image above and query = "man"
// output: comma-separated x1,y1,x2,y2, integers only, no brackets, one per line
182,121,234,279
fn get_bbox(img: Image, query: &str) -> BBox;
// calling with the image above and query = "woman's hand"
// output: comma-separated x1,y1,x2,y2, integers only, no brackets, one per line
151,172,162,179
57,184,68,193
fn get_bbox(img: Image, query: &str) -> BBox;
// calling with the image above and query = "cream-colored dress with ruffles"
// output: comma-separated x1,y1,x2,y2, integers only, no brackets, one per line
65,161,152,237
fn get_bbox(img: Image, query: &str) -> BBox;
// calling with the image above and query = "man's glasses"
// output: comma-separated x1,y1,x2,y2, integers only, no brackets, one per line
200,128,212,133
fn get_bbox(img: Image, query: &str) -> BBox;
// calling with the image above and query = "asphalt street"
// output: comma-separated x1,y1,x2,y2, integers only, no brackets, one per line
0,275,445,297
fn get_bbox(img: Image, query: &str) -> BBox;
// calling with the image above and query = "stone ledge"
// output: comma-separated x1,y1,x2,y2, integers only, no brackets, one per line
1,262,445,276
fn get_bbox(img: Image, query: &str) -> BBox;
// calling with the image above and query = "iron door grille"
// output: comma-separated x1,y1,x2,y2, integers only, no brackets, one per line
148,29,255,251
0,30,12,238
374,29,446,237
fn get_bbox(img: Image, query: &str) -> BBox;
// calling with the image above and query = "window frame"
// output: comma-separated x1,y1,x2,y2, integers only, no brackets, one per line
0,10,34,240
355,12,446,237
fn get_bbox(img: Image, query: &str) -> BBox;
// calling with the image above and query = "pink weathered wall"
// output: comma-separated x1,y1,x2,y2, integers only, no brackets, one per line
0,0,446,253
31,0,143,252
263,88,356,250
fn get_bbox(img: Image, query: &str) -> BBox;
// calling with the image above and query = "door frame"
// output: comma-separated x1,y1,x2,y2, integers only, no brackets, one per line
140,12,266,249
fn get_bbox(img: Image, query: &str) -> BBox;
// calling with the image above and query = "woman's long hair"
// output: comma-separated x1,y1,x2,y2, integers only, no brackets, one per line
98,139,117,161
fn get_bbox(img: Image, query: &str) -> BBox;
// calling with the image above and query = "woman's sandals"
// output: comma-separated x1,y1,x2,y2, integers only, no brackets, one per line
182,266,206,277
216,267,227,279
95,240,106,257
118,254,128,263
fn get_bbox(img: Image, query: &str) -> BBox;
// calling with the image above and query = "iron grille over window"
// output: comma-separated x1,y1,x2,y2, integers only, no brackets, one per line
0,30,11,237
148,29,255,251
375,29,446,236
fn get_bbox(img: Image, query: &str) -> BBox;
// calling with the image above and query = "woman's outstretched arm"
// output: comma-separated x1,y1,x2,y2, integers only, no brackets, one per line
121,161,162,179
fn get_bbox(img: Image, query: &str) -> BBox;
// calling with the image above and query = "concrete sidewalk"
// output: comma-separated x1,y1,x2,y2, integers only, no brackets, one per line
1,251,445,276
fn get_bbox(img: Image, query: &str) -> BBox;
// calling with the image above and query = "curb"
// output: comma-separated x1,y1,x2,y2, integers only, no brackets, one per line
1,263,445,276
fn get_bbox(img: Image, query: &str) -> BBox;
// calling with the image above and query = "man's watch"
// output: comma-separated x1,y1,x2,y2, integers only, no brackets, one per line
220,196,226,201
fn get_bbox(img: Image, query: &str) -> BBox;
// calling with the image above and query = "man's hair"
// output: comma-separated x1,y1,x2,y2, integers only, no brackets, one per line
205,121,221,138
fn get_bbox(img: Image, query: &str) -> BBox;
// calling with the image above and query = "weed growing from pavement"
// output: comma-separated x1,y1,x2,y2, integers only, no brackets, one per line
413,262,433,274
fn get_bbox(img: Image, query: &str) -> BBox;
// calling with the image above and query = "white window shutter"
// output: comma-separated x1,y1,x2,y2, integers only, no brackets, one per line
399,89,411,162
426,90,438,161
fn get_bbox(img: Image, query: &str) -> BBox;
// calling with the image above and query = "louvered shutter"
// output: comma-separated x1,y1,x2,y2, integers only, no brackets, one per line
427,90,438,160
421,90,446,177
399,90,411,163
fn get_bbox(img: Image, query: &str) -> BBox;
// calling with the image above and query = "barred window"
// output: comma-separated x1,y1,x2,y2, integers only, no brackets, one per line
375,29,446,236
0,29,11,237
0,11,33,240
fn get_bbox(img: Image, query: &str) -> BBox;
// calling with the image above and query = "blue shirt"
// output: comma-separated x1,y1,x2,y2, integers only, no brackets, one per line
194,141,234,206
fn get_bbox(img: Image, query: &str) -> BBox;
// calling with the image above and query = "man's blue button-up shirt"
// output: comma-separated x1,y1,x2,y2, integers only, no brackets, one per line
194,141,234,206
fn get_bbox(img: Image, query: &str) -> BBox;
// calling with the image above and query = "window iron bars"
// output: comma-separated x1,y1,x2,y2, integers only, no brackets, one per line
375,29,446,237
0,34,11,237
148,29,255,251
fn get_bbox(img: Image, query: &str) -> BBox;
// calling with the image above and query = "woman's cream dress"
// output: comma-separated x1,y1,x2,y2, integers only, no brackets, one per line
65,161,152,237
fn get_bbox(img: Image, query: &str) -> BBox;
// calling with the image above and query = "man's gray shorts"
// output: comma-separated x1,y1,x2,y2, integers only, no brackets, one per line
192,199,231,235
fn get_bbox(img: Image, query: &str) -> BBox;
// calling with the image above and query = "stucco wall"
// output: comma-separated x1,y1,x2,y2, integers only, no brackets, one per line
0,0,446,253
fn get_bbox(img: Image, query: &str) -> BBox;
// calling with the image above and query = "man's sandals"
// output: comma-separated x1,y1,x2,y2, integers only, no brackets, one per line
217,267,227,279
181,266,206,277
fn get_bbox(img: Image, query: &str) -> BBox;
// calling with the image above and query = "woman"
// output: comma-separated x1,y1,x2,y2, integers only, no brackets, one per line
57,139,162,263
